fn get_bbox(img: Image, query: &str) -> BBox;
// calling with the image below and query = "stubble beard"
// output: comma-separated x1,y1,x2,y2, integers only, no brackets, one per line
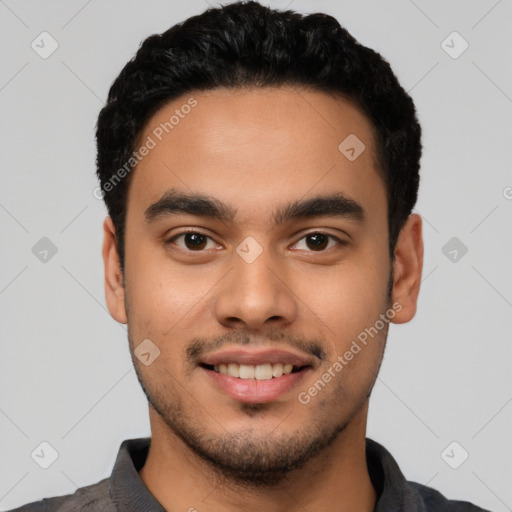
126,268,393,488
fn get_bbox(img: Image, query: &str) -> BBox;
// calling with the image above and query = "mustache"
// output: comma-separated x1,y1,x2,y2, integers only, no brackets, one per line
186,328,327,364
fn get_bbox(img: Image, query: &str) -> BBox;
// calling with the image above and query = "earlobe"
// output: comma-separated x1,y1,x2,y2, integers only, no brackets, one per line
390,213,424,324
102,216,128,324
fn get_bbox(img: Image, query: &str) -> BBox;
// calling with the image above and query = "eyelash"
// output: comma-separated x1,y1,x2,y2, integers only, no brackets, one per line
164,230,347,254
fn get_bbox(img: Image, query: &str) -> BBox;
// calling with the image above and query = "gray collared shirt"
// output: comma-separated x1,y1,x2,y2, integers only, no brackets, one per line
7,437,491,511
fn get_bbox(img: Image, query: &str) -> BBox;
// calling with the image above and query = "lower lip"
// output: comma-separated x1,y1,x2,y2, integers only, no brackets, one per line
201,367,311,404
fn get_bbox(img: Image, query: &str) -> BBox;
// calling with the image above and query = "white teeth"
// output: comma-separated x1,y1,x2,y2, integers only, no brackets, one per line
255,363,273,380
227,363,239,378
211,362,299,380
272,363,283,377
239,364,255,379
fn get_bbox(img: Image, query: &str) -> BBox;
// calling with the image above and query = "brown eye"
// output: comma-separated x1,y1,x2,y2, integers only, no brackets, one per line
290,232,346,252
166,231,218,251
305,233,329,251
183,233,207,250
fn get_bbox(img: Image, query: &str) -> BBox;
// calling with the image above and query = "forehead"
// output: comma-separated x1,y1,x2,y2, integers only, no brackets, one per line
127,86,386,228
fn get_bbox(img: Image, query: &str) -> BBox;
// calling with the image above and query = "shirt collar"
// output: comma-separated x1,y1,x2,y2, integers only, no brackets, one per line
109,437,166,511
109,436,425,512
366,438,427,512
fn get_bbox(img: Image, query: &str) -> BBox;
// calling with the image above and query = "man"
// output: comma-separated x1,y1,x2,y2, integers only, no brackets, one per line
10,1,490,511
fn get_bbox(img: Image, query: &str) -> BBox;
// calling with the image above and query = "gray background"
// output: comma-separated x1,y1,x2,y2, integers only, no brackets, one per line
1,0,511,510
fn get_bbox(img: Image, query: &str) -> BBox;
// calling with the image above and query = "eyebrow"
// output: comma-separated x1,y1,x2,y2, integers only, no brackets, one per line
144,188,365,225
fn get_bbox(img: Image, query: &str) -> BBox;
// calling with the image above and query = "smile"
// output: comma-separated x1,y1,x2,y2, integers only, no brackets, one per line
201,362,308,380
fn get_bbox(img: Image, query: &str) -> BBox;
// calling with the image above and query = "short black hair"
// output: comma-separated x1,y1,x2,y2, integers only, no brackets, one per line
96,0,421,274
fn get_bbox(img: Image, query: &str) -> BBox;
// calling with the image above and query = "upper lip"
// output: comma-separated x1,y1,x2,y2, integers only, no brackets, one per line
200,348,318,368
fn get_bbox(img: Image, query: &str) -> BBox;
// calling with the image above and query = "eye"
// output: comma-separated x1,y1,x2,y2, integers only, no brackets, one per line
290,232,346,252
165,230,347,254
165,231,220,251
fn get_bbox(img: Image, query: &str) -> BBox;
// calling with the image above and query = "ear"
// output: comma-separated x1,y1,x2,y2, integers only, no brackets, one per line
390,213,424,324
102,216,128,324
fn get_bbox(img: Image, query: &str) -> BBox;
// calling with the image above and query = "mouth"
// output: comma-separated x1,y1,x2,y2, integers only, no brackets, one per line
199,362,310,380
198,348,317,403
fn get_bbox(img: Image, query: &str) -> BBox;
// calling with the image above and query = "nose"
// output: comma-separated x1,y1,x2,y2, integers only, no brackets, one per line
213,244,298,331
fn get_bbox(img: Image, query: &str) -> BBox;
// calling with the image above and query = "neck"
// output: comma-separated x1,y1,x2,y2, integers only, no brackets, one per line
139,402,377,512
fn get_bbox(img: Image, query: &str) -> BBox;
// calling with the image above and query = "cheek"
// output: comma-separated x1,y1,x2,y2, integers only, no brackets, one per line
298,258,389,342
124,246,222,353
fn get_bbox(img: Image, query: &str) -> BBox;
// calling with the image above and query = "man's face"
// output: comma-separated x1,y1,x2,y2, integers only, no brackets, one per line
105,87,409,485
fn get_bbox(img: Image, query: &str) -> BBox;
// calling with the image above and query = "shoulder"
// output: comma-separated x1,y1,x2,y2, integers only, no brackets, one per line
4,477,117,512
409,481,492,512
365,437,491,512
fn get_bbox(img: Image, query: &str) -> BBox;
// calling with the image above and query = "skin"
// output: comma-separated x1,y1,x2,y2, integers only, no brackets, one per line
102,86,423,512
